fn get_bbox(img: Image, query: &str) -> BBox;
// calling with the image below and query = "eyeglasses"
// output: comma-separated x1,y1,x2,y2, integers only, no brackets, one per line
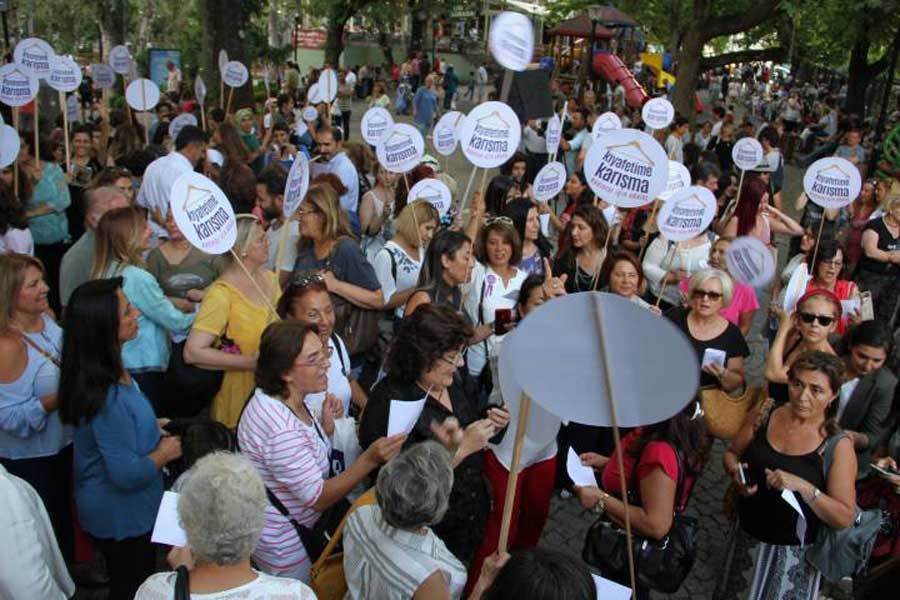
798,312,835,327
691,289,723,301
438,350,464,367
296,346,334,367
297,206,320,217
819,259,843,267
484,216,514,228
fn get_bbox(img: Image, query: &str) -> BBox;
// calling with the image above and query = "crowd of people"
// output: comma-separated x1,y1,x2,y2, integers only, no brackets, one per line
2,48,900,600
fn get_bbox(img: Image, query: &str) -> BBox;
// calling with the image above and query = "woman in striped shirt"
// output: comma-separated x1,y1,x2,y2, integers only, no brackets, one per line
237,320,404,582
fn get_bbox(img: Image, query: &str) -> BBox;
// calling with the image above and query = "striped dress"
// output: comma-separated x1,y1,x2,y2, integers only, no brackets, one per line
237,388,330,582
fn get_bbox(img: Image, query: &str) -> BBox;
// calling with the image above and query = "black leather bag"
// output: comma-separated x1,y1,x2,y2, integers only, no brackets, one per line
581,450,698,594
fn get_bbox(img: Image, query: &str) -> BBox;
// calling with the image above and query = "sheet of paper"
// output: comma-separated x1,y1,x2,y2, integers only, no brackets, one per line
539,213,550,237
592,573,632,600
566,447,598,487
387,397,426,437
702,348,727,369
781,489,807,544
841,298,860,315
151,491,187,547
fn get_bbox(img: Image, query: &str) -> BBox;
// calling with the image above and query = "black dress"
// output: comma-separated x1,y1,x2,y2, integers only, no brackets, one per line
666,306,750,389
358,371,501,562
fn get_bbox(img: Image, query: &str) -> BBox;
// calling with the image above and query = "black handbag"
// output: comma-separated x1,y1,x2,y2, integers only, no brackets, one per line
582,449,698,594
265,486,350,563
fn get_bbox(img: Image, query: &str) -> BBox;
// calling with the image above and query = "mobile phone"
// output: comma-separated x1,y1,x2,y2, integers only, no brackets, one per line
494,308,513,336
870,463,900,477
860,291,874,321
737,462,747,486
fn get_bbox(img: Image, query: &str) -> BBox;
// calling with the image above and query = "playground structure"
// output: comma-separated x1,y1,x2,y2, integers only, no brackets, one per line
547,5,674,109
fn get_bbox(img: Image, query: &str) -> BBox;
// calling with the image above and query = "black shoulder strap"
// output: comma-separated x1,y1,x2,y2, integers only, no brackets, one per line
331,332,348,375
174,566,190,600
388,246,397,281
478,278,487,326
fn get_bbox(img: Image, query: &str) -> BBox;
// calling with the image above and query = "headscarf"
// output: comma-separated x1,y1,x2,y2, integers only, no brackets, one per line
233,108,254,130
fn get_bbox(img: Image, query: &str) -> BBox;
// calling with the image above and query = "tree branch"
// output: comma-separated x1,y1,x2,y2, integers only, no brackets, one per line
699,47,787,70
702,0,784,41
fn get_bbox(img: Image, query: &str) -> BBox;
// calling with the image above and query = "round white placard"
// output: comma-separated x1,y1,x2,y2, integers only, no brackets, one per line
302,106,318,122
317,69,339,102
803,157,861,209
222,61,249,88
108,45,132,75
641,97,675,130
295,120,309,139
125,78,160,112
194,75,207,104
170,172,237,255
659,160,691,201
583,128,669,208
218,49,229,73
91,63,115,89
283,153,310,218
46,56,82,93
725,236,776,288
592,111,623,139
0,124,21,168
656,186,717,242
433,111,462,156
458,101,521,168
169,113,198,141
307,83,321,105
505,291,699,427
498,332,561,447
0,64,39,107
13,38,54,79
408,178,452,216
533,161,567,203
731,137,764,171
545,114,561,156
360,106,393,146
489,11,534,72
376,123,425,174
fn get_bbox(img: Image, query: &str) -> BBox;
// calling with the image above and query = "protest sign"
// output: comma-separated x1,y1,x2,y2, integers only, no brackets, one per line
803,156,861,209
125,78,161,112
458,101,521,168
783,263,811,313
302,106,318,122
545,114,561,156
433,111,461,156
583,128,668,208
732,137,764,172
360,106,393,146
218,49,229,73
91,64,115,88
282,153,310,219
659,160,691,201
725,236,776,288
13,38,54,79
194,75,207,103
641,97,674,130
0,64,39,107
408,178,452,216
47,56,82,92
505,292,699,427
307,82,321,105
0,125,21,168
108,44,133,75
169,113,198,141
222,61,249,88
488,11,534,72
656,186,717,242
592,111,623,139
170,171,237,255
376,123,425,174
497,336,560,448
65,94,80,123
533,161,566,203
317,68,338,102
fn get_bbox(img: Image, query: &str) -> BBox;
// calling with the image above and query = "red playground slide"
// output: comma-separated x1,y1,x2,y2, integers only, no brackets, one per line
592,51,649,108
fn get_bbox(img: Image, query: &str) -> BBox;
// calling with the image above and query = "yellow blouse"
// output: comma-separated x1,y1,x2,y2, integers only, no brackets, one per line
192,271,281,428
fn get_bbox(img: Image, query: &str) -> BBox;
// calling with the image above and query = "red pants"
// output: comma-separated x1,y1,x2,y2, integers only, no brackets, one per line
465,450,557,594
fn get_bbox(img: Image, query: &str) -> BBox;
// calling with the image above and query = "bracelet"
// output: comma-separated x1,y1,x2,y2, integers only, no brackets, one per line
592,491,608,516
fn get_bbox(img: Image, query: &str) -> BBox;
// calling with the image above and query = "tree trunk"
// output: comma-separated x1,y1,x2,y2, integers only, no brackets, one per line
325,18,346,66
672,31,703,118
408,1,425,56
97,0,126,58
378,30,395,68
202,0,253,110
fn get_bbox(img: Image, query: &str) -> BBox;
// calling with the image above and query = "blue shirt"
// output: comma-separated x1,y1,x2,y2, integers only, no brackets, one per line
73,381,163,540
0,315,71,460
413,88,438,128
26,163,71,245
106,263,195,372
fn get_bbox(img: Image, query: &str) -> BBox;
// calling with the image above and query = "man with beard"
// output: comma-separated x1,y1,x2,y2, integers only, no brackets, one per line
311,126,360,233
255,166,299,281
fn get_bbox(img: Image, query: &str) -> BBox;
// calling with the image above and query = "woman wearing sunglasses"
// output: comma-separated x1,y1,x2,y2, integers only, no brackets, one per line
765,289,841,405
803,239,859,335
667,269,749,392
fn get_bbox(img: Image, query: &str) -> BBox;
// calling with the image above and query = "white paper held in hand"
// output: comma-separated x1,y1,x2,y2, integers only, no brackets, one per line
387,397,427,437
151,491,187,547
781,488,807,544
592,574,632,600
701,348,727,369
566,447,597,488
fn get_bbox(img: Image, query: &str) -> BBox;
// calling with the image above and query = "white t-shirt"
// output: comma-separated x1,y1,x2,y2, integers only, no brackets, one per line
464,262,528,377
0,227,34,256
264,220,299,273
373,241,423,319
306,334,353,419
345,71,358,89
135,570,316,599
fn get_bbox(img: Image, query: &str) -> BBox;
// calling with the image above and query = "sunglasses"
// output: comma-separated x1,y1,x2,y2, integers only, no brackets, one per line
691,289,723,301
798,312,835,327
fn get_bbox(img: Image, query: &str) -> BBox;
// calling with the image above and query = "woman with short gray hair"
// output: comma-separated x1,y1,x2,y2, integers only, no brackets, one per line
667,268,749,392
135,452,317,598
343,441,468,599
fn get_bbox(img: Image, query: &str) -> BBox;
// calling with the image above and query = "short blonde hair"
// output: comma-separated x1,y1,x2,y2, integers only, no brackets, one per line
230,214,263,261
0,254,44,333
395,201,439,247
91,206,147,279
687,268,734,307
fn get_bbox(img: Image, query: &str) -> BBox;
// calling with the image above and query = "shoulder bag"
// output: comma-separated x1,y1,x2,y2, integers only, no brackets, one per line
700,386,767,441
582,447,698,593
805,433,883,582
326,250,381,357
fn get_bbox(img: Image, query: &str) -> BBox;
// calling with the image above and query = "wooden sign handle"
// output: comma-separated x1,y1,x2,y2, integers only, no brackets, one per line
497,392,531,553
